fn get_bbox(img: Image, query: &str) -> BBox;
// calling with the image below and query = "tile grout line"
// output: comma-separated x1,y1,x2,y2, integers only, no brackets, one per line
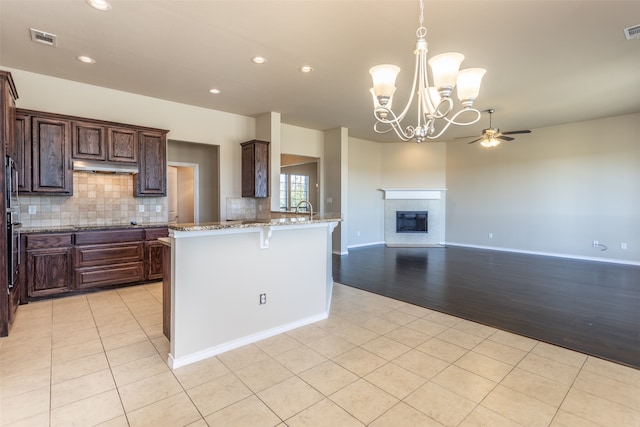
87,289,132,426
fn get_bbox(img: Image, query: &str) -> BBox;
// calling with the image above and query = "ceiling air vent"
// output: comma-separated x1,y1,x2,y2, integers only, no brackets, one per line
624,24,640,40
30,28,57,46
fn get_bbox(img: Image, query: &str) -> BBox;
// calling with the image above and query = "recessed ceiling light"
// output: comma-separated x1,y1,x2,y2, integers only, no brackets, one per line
77,55,96,64
209,88,221,94
86,0,112,11
251,56,266,64
299,65,313,73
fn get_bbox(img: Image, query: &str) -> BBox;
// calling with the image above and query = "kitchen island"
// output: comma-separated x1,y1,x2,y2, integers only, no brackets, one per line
165,214,341,369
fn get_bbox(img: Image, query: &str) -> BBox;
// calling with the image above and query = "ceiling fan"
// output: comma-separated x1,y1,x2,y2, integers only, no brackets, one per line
463,109,531,147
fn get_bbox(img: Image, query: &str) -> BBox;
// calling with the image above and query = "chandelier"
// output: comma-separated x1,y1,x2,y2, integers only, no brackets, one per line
369,0,486,143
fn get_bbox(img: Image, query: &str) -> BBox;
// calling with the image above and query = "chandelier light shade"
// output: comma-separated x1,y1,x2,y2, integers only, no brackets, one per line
369,0,486,142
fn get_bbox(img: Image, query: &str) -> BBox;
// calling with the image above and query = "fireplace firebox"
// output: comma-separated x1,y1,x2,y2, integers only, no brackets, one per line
396,211,428,233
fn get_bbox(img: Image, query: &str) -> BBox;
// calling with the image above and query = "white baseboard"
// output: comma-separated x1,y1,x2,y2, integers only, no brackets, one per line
168,312,329,369
444,242,640,266
347,241,385,250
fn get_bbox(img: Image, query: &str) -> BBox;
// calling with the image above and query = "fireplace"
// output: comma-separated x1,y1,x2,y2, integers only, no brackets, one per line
396,211,428,233
380,189,444,247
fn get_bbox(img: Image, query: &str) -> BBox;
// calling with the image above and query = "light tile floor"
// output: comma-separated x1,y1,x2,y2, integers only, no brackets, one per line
1,282,639,426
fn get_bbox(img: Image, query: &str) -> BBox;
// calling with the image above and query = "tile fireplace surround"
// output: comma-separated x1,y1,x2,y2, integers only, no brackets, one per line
381,189,445,247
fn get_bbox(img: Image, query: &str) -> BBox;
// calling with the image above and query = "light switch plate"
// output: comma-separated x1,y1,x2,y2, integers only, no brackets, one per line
28,205,37,214
138,205,144,212
155,205,161,212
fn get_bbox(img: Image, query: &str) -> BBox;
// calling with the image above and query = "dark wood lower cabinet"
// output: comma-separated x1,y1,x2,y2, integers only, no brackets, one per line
22,227,167,299
145,241,165,281
25,234,74,298
145,227,168,281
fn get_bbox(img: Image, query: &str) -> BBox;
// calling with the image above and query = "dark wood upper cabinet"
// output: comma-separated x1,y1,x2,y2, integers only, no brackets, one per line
72,122,138,164
241,139,269,198
136,130,167,196
31,116,73,195
72,121,106,160
14,113,31,193
71,122,107,160
18,109,168,197
108,127,137,163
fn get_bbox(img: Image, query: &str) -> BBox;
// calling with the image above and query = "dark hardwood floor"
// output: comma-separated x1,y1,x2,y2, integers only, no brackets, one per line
332,245,640,369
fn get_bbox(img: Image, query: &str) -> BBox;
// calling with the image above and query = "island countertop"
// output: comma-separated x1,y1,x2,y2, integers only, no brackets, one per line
168,213,341,232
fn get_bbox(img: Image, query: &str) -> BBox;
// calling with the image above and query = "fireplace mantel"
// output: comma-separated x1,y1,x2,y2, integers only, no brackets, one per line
380,188,446,200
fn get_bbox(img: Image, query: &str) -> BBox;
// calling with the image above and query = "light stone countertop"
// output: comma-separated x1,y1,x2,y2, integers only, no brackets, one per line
168,213,342,232
21,222,169,234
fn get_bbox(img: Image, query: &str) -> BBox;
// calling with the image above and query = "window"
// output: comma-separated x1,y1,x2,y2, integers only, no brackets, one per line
280,173,309,211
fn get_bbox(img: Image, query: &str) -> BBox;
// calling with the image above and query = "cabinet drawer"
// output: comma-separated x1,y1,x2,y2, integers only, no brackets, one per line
74,229,144,245
145,227,168,240
26,233,73,249
75,262,145,289
74,242,144,267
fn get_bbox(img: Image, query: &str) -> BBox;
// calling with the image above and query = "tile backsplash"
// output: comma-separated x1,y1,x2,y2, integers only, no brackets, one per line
226,197,271,220
18,172,168,228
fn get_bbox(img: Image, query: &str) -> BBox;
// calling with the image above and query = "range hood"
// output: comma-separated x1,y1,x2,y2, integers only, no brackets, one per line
73,160,138,174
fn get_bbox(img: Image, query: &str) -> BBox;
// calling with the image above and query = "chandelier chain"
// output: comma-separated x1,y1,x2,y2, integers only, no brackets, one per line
417,0,426,38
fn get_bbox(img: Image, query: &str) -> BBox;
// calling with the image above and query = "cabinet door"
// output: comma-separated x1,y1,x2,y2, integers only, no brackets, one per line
31,116,72,194
72,121,106,160
14,113,32,193
145,240,164,280
108,127,138,163
241,140,269,198
135,130,167,196
26,247,73,297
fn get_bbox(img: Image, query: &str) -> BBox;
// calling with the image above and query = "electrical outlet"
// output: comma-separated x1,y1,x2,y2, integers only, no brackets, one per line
357,231,361,237
593,240,599,247
155,205,161,212
259,293,267,305
621,242,628,250
488,232,493,239
28,205,37,214
138,205,144,212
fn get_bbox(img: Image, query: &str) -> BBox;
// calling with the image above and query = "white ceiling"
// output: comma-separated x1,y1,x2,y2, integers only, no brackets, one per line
1,0,639,143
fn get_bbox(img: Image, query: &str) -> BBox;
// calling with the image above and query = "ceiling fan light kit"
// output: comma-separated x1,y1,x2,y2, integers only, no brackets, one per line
369,0,486,143
466,108,532,148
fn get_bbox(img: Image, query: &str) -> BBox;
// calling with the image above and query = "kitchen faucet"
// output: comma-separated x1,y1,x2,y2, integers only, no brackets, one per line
294,200,313,218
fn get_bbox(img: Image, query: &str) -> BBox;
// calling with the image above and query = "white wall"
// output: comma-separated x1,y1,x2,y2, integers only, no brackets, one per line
6,67,254,221
347,137,384,247
380,142,447,188
281,124,324,158
324,127,348,254
446,113,640,263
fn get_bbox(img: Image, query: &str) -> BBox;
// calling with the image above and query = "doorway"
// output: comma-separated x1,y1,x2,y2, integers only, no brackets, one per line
167,139,220,223
167,162,199,224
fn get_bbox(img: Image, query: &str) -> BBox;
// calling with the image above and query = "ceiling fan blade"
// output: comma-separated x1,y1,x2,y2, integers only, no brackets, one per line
497,135,515,141
455,135,476,140
501,130,531,135
467,137,484,144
